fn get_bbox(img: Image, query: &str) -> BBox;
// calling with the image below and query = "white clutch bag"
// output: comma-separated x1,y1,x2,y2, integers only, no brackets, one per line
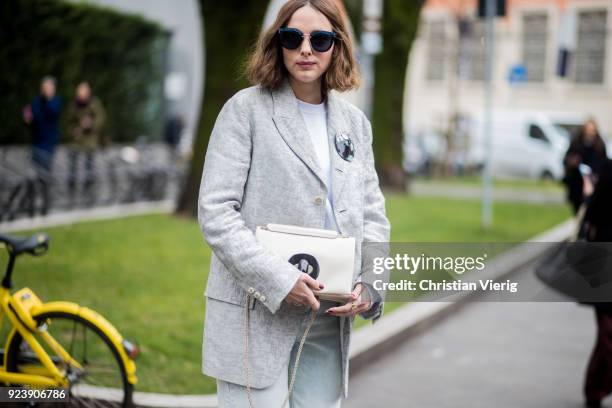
255,223,356,302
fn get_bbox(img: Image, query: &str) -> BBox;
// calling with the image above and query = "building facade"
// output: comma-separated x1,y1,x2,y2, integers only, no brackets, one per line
405,0,612,139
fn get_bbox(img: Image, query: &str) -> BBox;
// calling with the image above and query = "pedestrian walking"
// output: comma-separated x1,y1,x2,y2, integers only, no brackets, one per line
26,76,62,173
197,1,389,407
164,114,184,162
582,158,612,408
562,118,608,214
23,76,62,214
66,81,106,206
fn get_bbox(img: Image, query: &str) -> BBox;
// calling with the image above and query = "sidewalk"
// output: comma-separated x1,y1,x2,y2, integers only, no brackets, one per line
410,180,565,204
0,200,175,233
345,258,597,408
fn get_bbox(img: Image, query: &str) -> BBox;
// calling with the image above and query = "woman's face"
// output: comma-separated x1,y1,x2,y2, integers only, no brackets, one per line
41,80,56,99
281,5,335,87
583,121,597,143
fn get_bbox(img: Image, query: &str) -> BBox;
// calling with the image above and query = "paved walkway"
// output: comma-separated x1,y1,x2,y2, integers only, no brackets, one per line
410,181,565,204
345,260,603,408
0,200,174,232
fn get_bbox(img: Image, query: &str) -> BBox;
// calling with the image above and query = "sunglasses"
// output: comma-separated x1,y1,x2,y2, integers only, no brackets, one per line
277,27,339,53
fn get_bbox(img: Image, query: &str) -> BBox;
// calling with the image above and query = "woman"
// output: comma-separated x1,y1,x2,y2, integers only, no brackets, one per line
582,158,612,408
198,0,390,407
563,118,608,214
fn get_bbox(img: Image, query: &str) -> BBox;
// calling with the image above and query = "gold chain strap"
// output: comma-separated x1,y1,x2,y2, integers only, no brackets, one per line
244,294,255,408
243,293,318,408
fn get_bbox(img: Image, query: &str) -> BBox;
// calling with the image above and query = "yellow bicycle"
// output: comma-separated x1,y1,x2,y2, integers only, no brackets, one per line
0,232,138,407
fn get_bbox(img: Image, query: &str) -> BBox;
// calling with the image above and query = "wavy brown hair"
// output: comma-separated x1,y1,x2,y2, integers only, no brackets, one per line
243,0,360,98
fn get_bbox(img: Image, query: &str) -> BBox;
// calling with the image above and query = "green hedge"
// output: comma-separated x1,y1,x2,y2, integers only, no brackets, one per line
0,0,169,145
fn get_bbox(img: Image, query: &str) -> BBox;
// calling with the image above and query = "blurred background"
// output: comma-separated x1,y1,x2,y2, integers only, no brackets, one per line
2,0,611,220
404,0,612,183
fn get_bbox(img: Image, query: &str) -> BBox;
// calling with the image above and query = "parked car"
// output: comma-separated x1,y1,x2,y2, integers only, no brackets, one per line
464,110,584,180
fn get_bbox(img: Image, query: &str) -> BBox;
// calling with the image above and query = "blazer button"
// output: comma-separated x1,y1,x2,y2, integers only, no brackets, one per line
254,291,261,299
314,196,324,205
247,287,255,294
260,295,266,302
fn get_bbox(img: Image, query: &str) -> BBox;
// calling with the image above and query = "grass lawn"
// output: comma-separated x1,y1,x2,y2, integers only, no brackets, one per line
0,195,572,394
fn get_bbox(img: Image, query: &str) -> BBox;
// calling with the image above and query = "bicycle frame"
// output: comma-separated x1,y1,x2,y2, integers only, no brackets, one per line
0,286,137,387
0,286,68,387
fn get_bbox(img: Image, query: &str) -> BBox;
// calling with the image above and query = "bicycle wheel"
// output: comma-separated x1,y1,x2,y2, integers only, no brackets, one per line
5,311,133,407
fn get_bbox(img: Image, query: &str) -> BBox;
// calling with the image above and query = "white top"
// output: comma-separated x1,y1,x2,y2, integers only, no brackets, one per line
297,98,340,232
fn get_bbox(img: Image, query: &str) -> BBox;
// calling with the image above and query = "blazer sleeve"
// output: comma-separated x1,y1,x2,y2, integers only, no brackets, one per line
358,114,391,323
197,93,302,314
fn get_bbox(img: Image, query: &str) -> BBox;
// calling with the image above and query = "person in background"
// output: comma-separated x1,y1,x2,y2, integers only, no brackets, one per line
164,114,184,162
563,118,608,214
67,81,106,206
582,158,612,408
26,76,62,173
22,76,62,215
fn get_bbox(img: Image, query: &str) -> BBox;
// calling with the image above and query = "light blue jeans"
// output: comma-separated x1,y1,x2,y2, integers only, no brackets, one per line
217,300,343,408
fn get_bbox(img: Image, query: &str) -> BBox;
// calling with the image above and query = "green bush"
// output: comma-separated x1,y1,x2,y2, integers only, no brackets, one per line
0,0,169,145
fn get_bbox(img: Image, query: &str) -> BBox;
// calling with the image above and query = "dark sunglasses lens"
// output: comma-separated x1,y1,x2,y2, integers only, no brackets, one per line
311,33,334,52
279,30,302,49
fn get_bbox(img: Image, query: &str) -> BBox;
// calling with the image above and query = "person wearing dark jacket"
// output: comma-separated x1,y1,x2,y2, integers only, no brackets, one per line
582,158,612,408
23,76,62,215
28,76,62,173
563,118,608,214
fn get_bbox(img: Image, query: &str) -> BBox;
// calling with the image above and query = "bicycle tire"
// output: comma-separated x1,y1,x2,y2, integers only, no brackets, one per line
5,310,133,407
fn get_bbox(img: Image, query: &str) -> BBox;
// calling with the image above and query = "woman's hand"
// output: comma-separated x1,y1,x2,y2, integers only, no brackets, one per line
325,283,371,317
566,153,581,168
285,274,323,311
583,175,594,197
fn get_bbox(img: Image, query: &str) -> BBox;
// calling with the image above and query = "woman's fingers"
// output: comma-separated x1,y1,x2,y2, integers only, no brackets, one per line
326,303,368,316
292,280,321,310
305,290,320,311
285,279,374,314
327,302,352,314
325,298,370,317
285,274,323,309
351,284,363,300
302,274,324,291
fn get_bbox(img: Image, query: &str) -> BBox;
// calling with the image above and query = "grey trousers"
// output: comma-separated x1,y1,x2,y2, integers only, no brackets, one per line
217,300,343,408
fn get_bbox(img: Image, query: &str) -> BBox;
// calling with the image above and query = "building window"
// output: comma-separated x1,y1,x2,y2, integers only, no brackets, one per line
458,19,486,81
575,9,607,84
522,12,548,82
426,20,446,81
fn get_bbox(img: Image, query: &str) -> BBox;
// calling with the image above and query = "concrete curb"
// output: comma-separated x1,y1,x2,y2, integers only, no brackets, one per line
0,200,175,233
133,392,218,408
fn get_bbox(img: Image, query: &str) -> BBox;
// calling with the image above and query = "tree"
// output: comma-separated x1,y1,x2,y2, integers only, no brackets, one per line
175,0,269,216
370,0,424,191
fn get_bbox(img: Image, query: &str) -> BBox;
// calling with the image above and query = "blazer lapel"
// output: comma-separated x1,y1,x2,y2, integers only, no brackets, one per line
270,77,352,211
271,78,326,186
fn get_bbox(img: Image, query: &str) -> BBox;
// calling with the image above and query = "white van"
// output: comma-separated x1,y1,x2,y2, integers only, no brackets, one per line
465,110,587,180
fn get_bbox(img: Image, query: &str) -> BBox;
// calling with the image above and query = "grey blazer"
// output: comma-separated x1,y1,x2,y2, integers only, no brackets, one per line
198,76,390,398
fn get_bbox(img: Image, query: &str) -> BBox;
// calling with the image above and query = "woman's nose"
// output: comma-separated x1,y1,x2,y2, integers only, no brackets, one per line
300,37,312,55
